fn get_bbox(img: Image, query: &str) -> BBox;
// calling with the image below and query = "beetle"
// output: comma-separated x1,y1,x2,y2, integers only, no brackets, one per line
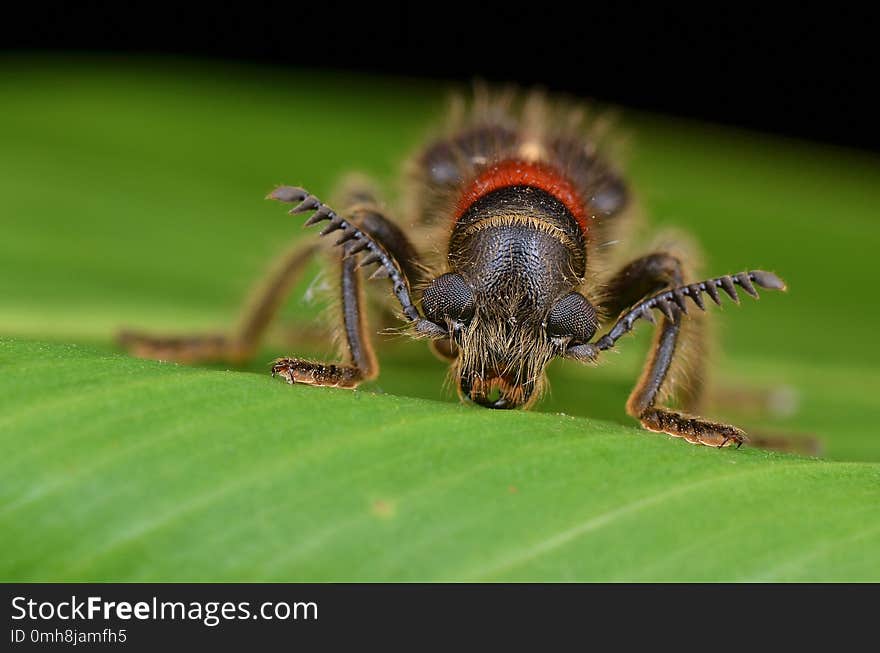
119,89,786,448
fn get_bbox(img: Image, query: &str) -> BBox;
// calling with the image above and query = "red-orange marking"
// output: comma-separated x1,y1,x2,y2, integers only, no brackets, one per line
454,159,590,234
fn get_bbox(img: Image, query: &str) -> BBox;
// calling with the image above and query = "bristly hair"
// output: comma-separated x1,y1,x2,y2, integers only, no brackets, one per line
453,284,557,408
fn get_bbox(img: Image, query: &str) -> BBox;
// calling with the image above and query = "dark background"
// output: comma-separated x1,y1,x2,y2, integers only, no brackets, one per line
3,3,879,153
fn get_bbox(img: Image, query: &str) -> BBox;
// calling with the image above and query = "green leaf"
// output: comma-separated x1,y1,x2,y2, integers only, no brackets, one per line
2,56,879,581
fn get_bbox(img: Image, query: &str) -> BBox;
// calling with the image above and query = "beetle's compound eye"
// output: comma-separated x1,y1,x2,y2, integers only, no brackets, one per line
547,292,597,343
421,273,476,325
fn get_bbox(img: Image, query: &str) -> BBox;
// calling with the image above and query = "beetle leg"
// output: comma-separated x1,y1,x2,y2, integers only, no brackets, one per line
271,242,377,388
626,313,747,448
118,240,318,364
598,252,757,448
269,188,430,387
119,182,429,366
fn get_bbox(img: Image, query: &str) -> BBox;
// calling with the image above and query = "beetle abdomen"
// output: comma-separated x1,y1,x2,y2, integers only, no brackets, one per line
406,90,630,244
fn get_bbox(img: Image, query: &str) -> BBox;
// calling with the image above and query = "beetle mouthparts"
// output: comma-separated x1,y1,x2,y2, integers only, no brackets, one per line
460,374,534,410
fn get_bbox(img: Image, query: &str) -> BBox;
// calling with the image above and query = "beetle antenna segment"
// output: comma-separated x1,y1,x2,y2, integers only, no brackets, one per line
268,186,440,335
594,270,786,352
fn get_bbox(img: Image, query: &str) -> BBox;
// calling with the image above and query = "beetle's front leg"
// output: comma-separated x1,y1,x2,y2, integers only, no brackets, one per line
268,186,440,388
625,308,747,448
272,245,376,388
595,253,783,448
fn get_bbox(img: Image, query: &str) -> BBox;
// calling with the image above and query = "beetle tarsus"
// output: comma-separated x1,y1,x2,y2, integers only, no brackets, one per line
640,408,748,448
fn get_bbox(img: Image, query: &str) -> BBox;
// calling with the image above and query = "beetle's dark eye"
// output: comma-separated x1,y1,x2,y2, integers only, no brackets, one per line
547,292,597,343
421,273,476,324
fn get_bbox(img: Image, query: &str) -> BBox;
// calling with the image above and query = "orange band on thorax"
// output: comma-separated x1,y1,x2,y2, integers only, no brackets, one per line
454,159,589,234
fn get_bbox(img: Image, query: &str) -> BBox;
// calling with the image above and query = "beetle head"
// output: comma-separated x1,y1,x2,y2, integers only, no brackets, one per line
420,233,597,409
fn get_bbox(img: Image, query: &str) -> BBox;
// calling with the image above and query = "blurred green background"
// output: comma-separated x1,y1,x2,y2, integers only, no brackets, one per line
2,56,879,581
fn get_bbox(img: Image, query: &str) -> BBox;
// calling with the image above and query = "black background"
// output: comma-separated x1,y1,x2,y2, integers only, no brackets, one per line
2,3,879,153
